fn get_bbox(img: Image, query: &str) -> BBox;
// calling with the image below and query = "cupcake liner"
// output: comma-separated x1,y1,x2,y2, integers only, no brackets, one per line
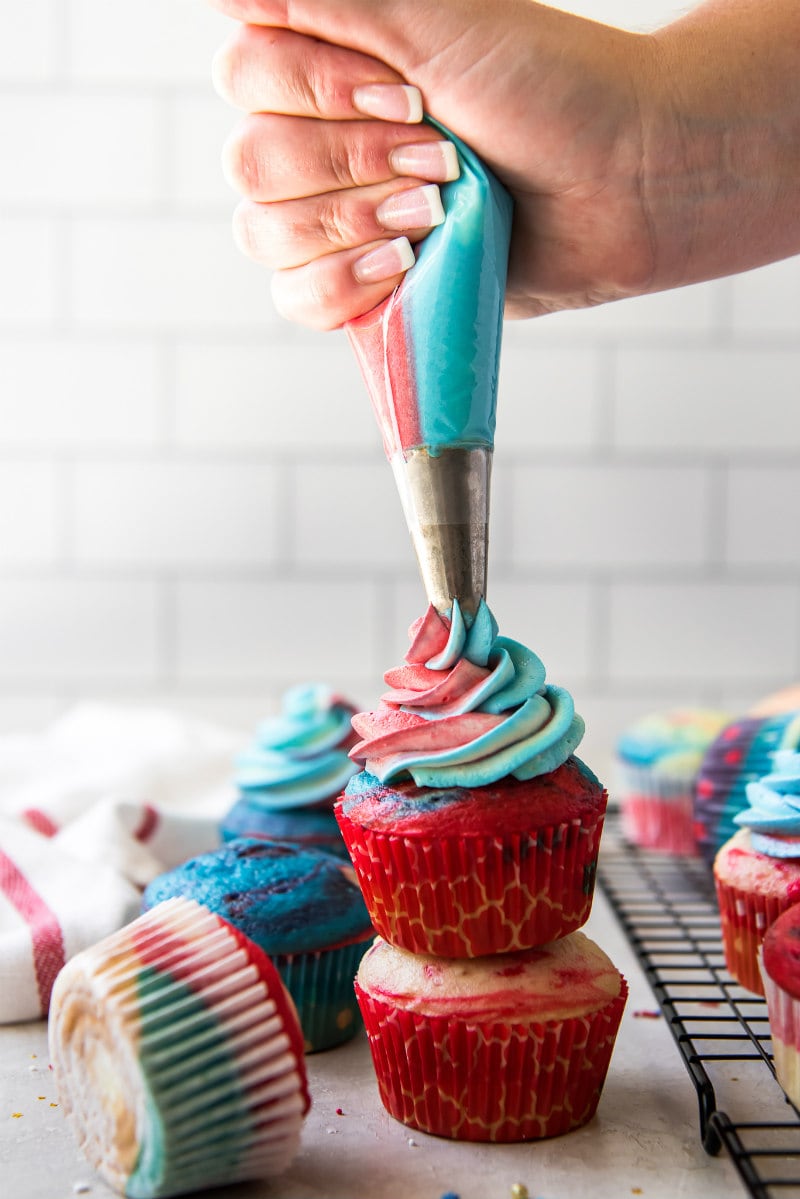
620,792,698,856
49,898,309,1199
337,809,604,957
760,950,800,1106
273,934,373,1053
714,877,790,995
355,977,628,1141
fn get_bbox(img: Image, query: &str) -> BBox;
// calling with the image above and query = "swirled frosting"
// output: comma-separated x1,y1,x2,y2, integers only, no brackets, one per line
235,683,358,809
735,750,800,858
350,600,584,787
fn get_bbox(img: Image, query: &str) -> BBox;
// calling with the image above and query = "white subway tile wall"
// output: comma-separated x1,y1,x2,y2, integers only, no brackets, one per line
0,0,798,782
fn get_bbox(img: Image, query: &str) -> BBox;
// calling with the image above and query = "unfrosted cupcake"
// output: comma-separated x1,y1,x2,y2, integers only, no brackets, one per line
355,932,627,1141
143,839,373,1052
695,711,800,866
714,750,800,994
616,708,729,855
221,683,358,858
336,601,605,957
48,897,310,1198
760,902,800,1105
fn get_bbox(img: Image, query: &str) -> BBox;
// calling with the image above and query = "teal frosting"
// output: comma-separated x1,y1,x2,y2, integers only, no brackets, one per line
405,120,513,450
350,599,584,787
234,683,357,809
735,750,800,857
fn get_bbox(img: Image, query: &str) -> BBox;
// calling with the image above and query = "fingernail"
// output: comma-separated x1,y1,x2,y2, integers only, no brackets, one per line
352,83,423,124
388,140,460,182
376,184,445,232
353,236,416,284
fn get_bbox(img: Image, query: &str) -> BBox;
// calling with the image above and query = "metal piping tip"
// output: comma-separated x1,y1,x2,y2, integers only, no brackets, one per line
391,446,491,618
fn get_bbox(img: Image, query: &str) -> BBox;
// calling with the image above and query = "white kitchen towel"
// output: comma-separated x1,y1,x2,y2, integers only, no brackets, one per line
0,703,245,1022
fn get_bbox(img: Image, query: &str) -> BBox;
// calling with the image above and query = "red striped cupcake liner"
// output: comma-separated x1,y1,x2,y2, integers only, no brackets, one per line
355,977,628,1141
337,811,605,957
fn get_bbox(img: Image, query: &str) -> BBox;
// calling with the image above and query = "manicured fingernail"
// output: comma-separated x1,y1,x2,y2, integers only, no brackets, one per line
352,83,423,124
353,236,416,284
376,184,445,232
388,140,460,182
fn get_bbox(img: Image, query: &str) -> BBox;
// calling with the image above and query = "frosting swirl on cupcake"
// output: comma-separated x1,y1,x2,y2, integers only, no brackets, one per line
735,749,800,858
350,600,584,786
236,683,358,809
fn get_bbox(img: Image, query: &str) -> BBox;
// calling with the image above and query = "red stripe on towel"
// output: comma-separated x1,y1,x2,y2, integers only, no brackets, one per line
22,808,60,838
0,850,66,1015
133,803,159,843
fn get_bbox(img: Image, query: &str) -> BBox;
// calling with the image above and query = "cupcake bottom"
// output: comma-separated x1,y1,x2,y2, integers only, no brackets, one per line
715,877,789,995
621,792,698,856
355,979,627,1142
761,966,800,1106
274,934,373,1053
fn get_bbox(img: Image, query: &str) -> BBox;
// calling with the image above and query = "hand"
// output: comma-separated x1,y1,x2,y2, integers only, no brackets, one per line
210,0,800,330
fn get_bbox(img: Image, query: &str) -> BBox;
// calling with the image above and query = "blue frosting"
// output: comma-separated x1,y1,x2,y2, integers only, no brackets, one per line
233,683,357,809
142,839,371,954
735,750,800,857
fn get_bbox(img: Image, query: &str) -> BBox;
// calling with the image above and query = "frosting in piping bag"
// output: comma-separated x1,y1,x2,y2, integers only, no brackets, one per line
346,120,512,458
350,600,585,787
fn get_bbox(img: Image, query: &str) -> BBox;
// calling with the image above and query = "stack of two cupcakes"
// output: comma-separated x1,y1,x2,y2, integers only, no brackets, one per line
333,601,628,1143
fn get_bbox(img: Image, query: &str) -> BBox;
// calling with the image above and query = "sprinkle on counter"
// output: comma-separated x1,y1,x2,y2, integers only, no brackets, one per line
511,1185,529,1199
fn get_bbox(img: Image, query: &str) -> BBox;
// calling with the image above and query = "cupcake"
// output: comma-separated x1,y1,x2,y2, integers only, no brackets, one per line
714,750,800,994
355,932,627,1141
142,838,373,1052
337,601,604,958
48,897,310,1198
615,708,730,855
750,685,800,718
695,710,800,866
759,901,800,1105
221,683,359,858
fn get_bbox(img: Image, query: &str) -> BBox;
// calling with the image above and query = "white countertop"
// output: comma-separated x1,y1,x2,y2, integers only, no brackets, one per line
1,876,751,1199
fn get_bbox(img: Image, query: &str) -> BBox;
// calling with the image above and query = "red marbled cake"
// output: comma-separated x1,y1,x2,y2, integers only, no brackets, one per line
355,932,627,1142
335,757,607,957
761,903,800,1105
714,828,800,995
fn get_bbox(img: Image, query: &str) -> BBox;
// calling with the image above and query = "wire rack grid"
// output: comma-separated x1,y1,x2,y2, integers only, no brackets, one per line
598,815,800,1199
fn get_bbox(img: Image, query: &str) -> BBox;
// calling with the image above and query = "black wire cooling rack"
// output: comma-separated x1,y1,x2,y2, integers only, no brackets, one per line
597,814,800,1199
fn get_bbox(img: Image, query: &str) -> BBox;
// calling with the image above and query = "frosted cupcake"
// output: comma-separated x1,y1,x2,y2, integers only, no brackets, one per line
714,750,800,994
759,902,800,1105
48,897,309,1198
336,601,606,957
143,838,373,1051
616,708,730,855
356,932,627,1141
221,683,358,858
695,711,800,866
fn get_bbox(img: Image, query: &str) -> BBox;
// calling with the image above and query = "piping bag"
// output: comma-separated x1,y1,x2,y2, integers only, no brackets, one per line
345,121,513,619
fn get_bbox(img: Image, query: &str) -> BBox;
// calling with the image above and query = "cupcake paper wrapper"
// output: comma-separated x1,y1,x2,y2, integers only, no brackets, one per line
620,792,698,856
48,898,309,1199
273,935,372,1053
715,877,790,996
337,811,604,957
760,952,800,1107
355,978,628,1142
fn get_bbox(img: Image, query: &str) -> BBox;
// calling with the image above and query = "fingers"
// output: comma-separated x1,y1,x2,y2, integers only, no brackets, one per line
271,237,416,331
222,112,457,203
233,179,445,269
212,24,414,119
